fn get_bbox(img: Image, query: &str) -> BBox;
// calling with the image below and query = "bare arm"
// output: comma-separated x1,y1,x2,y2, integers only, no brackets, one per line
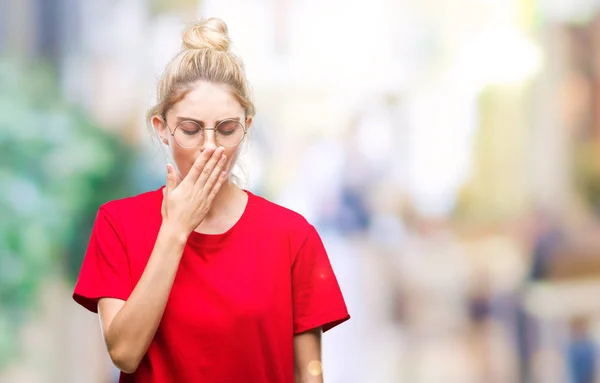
98,225,187,373
97,147,228,373
294,327,323,383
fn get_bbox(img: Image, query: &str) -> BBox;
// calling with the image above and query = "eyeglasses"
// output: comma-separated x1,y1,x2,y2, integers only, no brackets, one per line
163,117,247,148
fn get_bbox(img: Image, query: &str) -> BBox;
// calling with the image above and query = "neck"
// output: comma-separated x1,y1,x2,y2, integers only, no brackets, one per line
205,178,241,219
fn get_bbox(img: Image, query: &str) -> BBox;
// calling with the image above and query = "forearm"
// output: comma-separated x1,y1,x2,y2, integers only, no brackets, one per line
295,370,323,383
105,224,187,372
294,328,323,383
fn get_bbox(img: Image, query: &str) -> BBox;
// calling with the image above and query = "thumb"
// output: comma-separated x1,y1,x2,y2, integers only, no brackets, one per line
165,163,177,194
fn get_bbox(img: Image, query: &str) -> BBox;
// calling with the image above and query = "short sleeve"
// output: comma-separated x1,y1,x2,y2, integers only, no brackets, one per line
73,206,132,313
292,226,350,334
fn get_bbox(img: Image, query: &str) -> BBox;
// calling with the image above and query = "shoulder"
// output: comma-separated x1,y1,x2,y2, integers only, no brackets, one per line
247,190,315,240
93,188,163,237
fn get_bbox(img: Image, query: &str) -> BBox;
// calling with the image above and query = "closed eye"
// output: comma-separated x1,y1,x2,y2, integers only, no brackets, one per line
217,128,235,136
181,128,201,136
177,121,202,135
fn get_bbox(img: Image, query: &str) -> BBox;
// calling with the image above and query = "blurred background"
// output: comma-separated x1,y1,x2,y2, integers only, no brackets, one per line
3,0,600,382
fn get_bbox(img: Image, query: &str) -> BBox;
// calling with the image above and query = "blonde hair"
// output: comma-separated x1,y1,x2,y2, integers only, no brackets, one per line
147,17,255,122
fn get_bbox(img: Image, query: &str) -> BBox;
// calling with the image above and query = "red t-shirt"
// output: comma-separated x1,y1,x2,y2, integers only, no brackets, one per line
73,188,350,383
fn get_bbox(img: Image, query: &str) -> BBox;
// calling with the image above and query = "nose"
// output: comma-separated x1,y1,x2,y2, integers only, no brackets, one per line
200,129,218,151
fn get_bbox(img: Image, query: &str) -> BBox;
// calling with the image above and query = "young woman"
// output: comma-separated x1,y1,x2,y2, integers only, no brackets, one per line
72,17,350,383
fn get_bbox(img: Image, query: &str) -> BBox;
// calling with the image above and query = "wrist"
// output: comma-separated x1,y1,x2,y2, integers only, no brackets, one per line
159,221,190,246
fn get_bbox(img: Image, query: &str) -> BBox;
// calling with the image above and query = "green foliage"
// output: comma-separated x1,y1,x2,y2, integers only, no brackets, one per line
0,59,140,367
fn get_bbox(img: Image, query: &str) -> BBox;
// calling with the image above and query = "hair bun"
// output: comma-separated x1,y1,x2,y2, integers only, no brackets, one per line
182,18,230,52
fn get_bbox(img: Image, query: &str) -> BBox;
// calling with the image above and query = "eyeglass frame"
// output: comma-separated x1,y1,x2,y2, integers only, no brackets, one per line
160,115,248,149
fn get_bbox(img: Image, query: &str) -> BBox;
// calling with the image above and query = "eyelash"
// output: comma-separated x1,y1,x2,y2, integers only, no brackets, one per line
180,127,235,136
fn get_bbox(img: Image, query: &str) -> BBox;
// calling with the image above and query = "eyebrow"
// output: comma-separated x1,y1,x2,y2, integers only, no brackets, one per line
174,116,241,126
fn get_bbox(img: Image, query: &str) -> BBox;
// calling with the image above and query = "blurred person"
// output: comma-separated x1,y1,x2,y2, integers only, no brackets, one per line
387,205,477,382
516,209,564,382
71,18,349,383
567,317,596,383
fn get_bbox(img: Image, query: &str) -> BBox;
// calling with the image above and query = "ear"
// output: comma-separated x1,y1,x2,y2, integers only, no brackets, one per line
151,115,169,145
245,116,253,131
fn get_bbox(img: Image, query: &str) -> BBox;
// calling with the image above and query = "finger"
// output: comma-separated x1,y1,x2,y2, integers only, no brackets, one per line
201,154,228,196
185,148,217,183
165,163,177,195
194,147,225,188
205,171,228,205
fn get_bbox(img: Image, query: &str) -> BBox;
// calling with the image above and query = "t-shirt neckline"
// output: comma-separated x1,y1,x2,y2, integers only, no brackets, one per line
185,189,253,248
